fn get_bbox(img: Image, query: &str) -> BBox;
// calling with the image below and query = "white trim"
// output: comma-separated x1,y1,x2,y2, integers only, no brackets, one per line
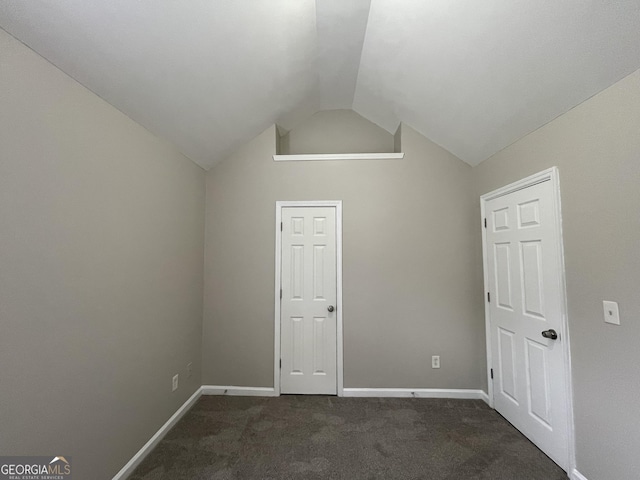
570,469,589,480
480,166,576,473
201,386,278,397
551,169,577,475
479,390,490,406
112,387,202,480
275,201,344,396
571,469,589,480
275,205,282,396
480,203,494,408
273,153,404,162
342,388,488,400
335,204,344,396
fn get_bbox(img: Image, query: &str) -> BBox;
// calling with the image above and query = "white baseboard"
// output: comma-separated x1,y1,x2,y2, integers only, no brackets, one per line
342,388,488,400
570,469,588,480
479,390,490,406
201,385,278,397
112,387,202,480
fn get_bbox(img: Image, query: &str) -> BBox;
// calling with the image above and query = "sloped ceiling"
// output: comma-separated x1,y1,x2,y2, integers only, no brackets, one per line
1,1,639,169
354,0,640,165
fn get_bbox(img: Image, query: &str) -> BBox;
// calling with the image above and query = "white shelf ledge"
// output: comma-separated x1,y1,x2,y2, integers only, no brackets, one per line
273,153,404,162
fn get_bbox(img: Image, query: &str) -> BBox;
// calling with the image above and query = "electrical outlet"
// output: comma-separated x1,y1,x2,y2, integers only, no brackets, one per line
187,362,193,379
603,301,620,325
172,374,179,392
432,355,440,369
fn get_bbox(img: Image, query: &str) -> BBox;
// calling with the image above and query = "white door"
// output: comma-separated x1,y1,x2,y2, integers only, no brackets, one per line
280,206,337,394
485,179,569,469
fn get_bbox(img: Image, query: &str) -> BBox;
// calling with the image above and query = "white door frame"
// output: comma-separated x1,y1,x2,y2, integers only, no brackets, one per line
480,167,576,472
274,200,344,396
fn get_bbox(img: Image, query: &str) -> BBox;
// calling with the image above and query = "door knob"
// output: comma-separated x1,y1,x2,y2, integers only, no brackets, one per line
327,305,335,312
541,329,558,340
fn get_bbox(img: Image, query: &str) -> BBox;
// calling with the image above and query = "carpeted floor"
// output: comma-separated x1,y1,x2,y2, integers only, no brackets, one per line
129,395,567,480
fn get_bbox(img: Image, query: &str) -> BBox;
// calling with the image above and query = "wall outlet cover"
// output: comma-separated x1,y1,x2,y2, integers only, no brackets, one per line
603,301,620,325
431,355,440,369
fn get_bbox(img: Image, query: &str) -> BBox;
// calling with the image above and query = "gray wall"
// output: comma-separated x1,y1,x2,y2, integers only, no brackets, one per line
5,23,634,479
279,109,395,154
0,30,205,479
473,69,640,480
203,120,485,389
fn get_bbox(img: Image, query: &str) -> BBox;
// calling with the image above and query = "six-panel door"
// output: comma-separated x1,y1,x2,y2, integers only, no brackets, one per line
280,207,337,395
486,180,569,469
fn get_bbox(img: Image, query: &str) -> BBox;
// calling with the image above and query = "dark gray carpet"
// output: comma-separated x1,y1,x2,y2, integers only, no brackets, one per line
129,396,567,480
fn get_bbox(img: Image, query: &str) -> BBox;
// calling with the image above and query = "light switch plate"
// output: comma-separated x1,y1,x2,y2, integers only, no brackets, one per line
431,355,440,369
603,301,620,325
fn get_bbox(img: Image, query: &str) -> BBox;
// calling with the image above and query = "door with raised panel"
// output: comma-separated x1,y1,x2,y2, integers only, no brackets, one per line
280,207,337,394
485,180,569,469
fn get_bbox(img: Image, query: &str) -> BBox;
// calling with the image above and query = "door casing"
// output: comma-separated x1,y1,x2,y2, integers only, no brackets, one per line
274,200,343,396
480,167,575,471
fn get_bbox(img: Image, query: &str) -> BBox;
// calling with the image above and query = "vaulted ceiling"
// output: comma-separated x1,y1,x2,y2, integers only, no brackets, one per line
1,1,638,169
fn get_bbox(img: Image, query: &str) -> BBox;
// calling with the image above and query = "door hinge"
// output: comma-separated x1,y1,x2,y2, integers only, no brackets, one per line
484,218,487,229
279,359,282,369
487,292,490,302
280,222,283,231
490,368,494,379
280,288,282,300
